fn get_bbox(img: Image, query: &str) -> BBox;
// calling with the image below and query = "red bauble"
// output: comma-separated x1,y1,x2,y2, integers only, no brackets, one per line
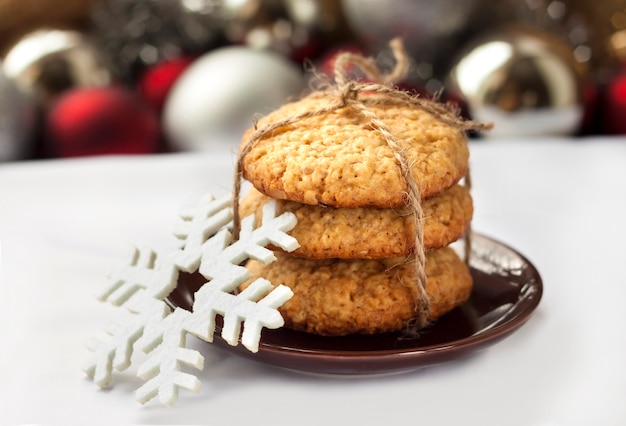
316,44,366,79
578,80,600,135
314,44,426,95
137,56,195,114
601,68,626,134
45,86,160,158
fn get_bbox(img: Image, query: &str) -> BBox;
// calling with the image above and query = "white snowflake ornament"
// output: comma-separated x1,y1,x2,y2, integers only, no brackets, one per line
84,194,299,406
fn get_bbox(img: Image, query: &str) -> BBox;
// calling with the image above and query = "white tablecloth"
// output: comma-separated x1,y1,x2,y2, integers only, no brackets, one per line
1,138,625,426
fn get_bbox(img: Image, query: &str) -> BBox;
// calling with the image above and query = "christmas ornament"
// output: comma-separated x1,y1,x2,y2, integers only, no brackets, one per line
137,56,196,114
579,80,600,134
89,0,223,82
600,67,626,134
314,43,366,80
163,46,304,150
313,43,427,95
44,86,160,158
342,0,478,51
341,0,479,88
220,0,345,61
472,0,598,69
447,26,585,137
2,29,111,106
0,64,36,161
0,0,91,55
84,194,299,406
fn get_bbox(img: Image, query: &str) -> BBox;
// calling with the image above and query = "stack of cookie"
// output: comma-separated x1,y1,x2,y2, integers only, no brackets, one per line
238,94,474,336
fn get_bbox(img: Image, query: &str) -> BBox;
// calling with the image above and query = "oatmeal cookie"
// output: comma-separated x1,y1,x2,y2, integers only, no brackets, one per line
241,93,469,208
240,184,473,259
243,247,472,336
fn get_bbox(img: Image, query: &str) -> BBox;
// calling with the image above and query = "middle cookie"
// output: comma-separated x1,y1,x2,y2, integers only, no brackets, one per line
240,184,473,259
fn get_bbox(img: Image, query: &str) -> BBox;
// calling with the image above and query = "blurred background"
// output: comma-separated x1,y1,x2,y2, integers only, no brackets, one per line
1,0,625,162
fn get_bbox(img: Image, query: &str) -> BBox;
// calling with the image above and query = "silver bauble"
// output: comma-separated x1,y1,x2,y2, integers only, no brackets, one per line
0,65,36,161
447,26,585,137
163,46,304,150
2,29,111,106
341,0,478,52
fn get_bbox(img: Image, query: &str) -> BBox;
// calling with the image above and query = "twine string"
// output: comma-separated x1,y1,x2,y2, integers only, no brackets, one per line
232,38,491,332
342,95,430,328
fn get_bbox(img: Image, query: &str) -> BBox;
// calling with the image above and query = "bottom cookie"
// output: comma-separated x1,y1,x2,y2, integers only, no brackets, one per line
244,247,472,336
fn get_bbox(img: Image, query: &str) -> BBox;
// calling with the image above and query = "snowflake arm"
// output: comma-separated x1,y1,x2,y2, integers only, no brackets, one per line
170,194,233,272
236,278,294,352
230,202,300,266
82,292,171,387
135,308,203,407
101,247,178,305
84,194,299,406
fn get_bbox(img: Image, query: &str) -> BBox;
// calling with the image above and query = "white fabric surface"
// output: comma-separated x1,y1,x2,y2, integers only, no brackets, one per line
1,138,625,425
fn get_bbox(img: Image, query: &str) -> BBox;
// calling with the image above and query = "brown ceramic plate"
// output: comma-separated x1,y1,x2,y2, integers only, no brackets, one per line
168,233,542,375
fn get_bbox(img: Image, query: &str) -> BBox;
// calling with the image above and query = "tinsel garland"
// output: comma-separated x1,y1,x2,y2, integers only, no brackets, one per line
89,0,224,82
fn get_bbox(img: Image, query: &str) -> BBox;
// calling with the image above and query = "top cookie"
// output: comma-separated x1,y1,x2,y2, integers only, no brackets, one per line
241,92,469,208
